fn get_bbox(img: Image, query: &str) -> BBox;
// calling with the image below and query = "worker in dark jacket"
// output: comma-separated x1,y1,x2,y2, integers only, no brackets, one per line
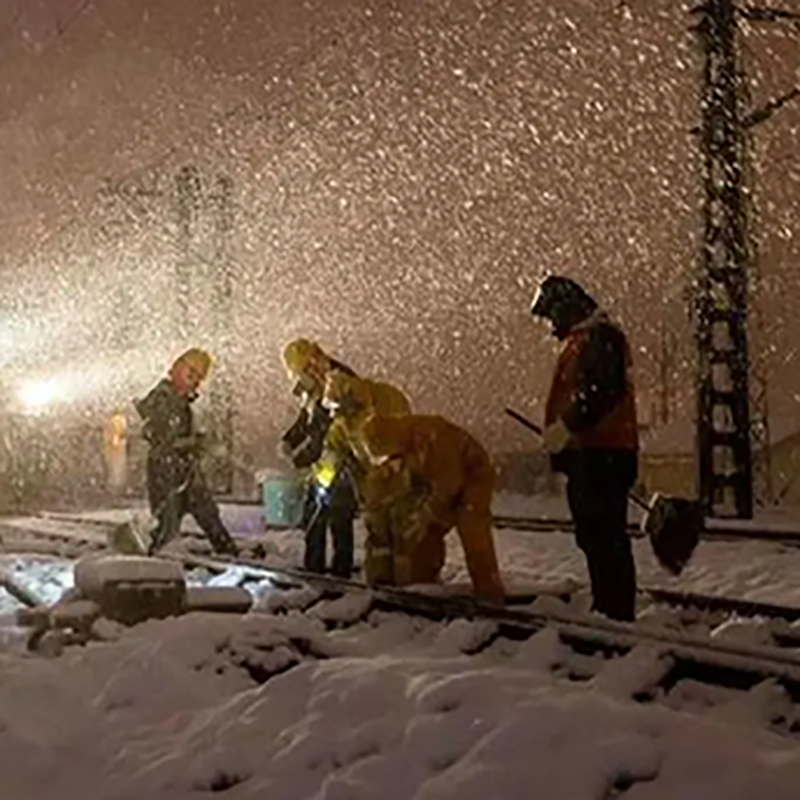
280,339,358,577
135,348,239,557
530,276,638,621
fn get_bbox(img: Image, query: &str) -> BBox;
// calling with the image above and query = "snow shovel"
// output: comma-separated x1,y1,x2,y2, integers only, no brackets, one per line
108,461,200,557
504,407,702,576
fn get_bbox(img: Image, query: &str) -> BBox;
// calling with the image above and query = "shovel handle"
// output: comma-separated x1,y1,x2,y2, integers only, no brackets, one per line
504,408,543,436
505,407,651,513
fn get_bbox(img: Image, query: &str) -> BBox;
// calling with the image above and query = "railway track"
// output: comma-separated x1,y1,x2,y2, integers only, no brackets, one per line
7,510,800,625
217,495,800,543
25,501,800,543
492,514,800,544
160,552,800,741
7,511,800,739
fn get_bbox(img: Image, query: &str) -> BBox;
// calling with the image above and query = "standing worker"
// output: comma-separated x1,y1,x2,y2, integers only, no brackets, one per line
135,348,239,557
280,339,358,578
529,275,639,621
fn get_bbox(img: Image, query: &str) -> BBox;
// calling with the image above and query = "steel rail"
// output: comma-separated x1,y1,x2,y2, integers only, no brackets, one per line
9,514,800,738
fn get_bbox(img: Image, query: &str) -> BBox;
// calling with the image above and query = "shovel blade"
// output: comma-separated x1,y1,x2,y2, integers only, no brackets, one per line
644,493,703,576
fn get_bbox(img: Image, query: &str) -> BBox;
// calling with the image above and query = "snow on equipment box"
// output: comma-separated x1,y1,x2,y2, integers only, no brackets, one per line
185,586,253,614
258,469,306,528
74,555,186,625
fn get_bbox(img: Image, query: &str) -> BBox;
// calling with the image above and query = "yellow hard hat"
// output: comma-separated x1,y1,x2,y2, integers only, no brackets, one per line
282,339,325,374
173,348,214,379
282,339,333,400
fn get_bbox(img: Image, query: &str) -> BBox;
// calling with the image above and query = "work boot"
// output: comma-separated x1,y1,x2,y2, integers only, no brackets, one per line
194,505,239,558
213,536,240,559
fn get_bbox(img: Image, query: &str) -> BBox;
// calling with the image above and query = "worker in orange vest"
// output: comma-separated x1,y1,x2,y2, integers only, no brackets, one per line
530,276,639,621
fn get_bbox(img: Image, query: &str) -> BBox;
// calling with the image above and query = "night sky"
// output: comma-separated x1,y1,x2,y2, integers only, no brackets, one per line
0,0,797,462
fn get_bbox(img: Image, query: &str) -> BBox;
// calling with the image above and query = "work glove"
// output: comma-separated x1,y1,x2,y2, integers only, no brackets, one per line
542,419,571,454
277,439,296,463
174,432,206,456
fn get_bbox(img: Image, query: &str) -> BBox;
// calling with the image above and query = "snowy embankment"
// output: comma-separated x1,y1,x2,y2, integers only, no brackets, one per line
2,604,800,800
2,494,800,798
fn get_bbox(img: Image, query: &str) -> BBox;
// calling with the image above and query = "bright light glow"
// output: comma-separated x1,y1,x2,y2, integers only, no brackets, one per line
7,345,181,415
17,378,60,413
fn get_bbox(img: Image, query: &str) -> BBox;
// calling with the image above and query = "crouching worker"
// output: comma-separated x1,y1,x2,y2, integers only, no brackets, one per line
280,338,358,578
134,348,239,557
357,414,505,602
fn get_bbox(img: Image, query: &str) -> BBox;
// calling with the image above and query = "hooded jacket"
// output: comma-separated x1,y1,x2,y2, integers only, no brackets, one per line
545,310,638,453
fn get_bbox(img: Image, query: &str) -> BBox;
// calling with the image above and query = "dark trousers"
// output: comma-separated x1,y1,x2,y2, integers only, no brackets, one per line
562,450,638,622
148,461,237,556
302,478,356,577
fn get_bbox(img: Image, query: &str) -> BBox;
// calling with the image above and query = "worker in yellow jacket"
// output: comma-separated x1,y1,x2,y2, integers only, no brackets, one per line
321,370,411,471
357,413,505,602
279,339,358,577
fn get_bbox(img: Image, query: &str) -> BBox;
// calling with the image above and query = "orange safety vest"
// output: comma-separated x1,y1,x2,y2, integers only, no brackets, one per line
545,324,638,451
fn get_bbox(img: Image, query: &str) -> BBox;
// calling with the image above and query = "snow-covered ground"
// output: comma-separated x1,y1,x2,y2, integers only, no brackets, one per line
1,607,799,800
2,494,800,798
220,492,800,609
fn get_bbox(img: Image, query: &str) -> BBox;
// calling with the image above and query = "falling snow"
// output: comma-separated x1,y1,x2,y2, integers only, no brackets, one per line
0,2,798,796
0,0,794,503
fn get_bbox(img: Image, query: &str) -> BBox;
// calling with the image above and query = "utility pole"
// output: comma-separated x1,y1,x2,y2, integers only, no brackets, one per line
737,9,800,508
174,166,237,494
175,165,203,338
692,0,799,518
693,0,754,518
656,322,678,426
209,173,235,495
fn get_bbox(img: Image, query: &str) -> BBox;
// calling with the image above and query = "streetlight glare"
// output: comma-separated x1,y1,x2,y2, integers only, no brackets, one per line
17,378,60,413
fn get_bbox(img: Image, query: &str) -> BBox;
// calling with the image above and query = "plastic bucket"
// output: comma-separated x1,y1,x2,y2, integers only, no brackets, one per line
260,471,306,528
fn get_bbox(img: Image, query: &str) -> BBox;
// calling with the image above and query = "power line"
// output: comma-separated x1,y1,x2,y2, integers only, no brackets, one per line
738,5,800,24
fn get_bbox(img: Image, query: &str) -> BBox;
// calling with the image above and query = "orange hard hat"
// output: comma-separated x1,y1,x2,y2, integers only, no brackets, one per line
172,348,214,379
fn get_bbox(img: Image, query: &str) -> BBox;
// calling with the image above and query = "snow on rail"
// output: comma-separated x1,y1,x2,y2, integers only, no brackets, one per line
6,512,800,743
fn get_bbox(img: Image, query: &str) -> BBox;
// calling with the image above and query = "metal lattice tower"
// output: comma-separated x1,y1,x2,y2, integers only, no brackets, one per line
175,165,203,336
209,174,236,495
692,0,800,517
174,165,237,494
693,0,754,518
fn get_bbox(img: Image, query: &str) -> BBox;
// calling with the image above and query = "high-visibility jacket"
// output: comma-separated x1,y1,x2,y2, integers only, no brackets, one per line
319,372,412,495
545,315,638,451
338,377,412,467
359,414,504,600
